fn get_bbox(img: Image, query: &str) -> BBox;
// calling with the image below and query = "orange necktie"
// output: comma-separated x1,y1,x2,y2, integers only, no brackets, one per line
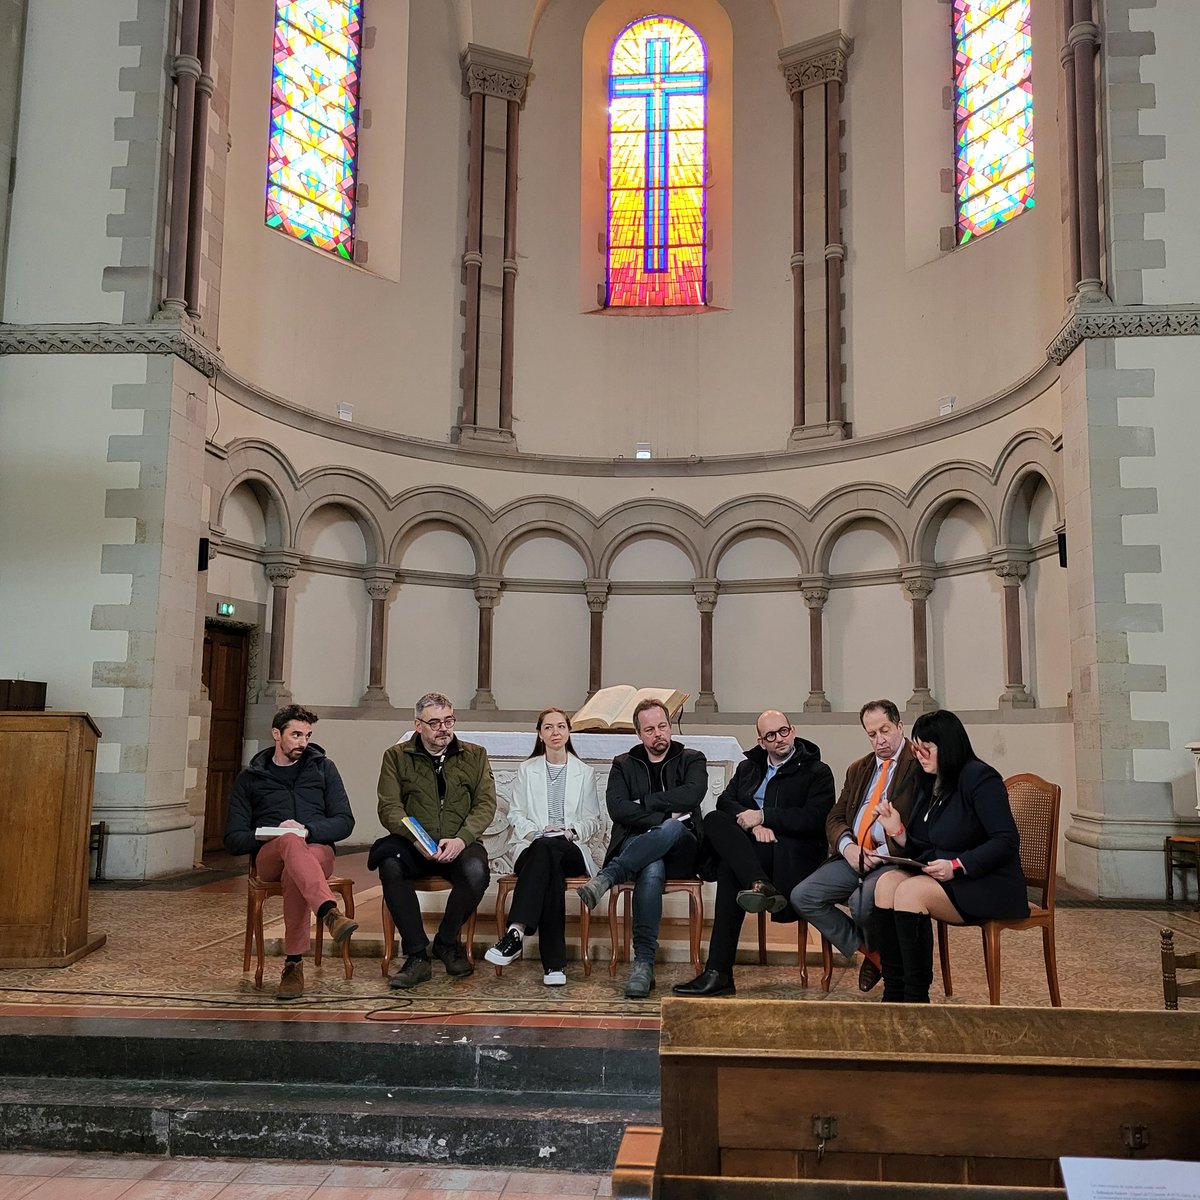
856,758,893,849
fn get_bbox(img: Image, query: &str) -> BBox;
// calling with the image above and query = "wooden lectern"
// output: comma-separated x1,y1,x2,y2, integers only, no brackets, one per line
0,711,107,967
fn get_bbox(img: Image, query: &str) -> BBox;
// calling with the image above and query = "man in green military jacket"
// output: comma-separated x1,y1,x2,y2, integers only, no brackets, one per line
369,691,497,989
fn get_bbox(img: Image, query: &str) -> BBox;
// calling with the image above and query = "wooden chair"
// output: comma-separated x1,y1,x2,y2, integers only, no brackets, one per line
380,879,478,977
492,873,593,977
756,912,834,990
1164,835,1200,905
1160,927,1200,1008
609,879,704,977
936,772,1062,1006
243,870,355,989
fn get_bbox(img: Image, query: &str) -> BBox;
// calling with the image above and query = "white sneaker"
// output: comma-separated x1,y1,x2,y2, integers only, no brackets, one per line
543,969,567,986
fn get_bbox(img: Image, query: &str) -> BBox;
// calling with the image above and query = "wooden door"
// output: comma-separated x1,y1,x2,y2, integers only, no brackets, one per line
202,625,250,853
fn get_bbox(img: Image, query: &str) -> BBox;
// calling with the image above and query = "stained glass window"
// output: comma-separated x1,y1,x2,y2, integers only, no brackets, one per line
266,0,362,259
952,0,1034,245
607,17,707,307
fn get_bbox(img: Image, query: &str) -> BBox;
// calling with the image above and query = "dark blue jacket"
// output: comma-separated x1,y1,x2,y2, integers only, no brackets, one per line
224,742,354,858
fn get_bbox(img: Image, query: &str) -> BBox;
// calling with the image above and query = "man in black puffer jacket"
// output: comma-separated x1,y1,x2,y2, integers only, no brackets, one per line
225,705,357,1000
673,710,834,997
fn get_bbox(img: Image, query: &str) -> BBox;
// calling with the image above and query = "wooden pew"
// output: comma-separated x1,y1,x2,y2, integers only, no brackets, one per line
613,999,1200,1199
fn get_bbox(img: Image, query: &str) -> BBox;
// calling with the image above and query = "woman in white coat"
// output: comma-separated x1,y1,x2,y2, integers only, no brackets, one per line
485,707,604,984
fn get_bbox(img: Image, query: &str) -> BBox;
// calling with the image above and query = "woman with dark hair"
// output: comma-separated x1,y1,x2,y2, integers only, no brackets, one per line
484,707,604,985
871,709,1026,1003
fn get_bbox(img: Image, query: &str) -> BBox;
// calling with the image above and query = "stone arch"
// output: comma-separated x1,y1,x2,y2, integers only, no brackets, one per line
216,473,290,549
912,490,998,565
596,500,705,578
811,488,909,575
388,491,491,574
294,494,385,566
491,496,600,577
703,495,810,577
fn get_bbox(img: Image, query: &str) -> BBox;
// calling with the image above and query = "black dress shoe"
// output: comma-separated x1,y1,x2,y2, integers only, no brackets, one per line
736,880,788,915
672,969,736,997
858,955,883,993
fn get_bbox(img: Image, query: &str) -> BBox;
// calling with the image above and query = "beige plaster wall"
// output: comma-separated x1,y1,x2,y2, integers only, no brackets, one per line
1114,336,1200,817
0,355,141,762
1128,3,1200,306
2,0,142,323
213,0,1065,459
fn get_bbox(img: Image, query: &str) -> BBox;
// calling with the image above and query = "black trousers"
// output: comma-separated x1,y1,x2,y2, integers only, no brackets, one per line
377,839,490,957
507,836,586,971
701,808,775,974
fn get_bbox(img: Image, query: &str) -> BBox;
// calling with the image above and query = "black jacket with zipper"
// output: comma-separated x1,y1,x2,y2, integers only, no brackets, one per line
603,740,708,865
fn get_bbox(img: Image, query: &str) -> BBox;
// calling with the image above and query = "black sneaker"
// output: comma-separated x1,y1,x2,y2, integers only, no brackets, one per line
389,952,432,990
432,938,474,977
484,927,524,967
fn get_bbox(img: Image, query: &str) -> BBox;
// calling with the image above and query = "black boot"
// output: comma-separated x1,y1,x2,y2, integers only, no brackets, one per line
895,911,934,1003
874,907,905,1002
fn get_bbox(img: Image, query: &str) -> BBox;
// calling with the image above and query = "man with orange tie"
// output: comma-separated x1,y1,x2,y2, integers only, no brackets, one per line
790,700,921,996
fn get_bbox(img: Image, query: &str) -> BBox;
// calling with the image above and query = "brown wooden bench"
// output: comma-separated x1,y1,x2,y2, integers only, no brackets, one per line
613,998,1200,1199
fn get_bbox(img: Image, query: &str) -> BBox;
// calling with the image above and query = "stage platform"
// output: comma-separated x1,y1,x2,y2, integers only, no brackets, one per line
0,853,1197,1171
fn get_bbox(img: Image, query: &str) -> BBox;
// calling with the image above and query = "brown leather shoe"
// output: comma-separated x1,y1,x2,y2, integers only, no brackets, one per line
276,960,304,1000
323,908,359,946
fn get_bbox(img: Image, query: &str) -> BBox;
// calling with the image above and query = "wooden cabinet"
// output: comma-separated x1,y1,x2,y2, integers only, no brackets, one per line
0,712,107,966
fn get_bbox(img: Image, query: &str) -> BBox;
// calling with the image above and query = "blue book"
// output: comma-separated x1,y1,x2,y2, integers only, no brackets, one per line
402,815,439,858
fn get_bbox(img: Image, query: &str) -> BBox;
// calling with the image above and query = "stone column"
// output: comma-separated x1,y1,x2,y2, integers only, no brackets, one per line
471,575,502,711
184,0,215,317
1059,0,1081,293
1069,1,1104,303
801,576,831,713
159,0,202,316
779,32,852,446
0,0,29,313
902,571,937,714
262,556,299,703
993,554,1035,709
360,569,397,707
457,45,532,452
694,580,719,712
585,579,609,698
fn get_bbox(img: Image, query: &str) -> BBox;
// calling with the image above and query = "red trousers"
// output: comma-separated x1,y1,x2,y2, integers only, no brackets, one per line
254,835,336,955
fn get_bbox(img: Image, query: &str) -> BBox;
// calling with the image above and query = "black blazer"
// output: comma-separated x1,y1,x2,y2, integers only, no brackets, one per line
906,758,1027,922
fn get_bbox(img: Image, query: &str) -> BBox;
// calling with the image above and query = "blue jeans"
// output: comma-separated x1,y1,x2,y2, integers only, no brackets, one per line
601,820,693,964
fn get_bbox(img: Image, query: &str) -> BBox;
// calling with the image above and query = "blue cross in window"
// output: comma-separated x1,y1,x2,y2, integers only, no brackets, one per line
611,37,705,273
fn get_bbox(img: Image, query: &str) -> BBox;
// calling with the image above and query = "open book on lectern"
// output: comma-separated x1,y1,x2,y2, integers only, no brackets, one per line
571,686,689,733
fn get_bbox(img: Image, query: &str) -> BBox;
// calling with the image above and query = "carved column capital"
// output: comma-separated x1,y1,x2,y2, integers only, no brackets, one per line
800,575,831,610
693,579,719,613
901,570,935,602
779,31,853,95
585,579,610,613
263,555,300,587
473,575,503,608
364,569,398,601
461,44,533,106
992,555,1030,585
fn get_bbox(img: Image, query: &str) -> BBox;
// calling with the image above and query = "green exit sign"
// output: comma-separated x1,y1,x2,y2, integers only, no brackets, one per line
217,602,236,616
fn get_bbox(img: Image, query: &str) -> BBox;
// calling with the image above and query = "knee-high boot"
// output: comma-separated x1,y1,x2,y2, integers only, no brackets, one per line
894,911,934,1003
874,907,905,1003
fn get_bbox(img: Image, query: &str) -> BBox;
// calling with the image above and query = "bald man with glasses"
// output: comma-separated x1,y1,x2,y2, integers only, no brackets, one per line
673,711,835,997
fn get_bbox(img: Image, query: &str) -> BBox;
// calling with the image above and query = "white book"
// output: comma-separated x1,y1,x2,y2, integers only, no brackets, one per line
255,826,306,839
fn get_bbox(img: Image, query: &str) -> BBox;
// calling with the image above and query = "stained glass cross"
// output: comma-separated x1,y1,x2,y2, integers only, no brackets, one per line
610,36,705,273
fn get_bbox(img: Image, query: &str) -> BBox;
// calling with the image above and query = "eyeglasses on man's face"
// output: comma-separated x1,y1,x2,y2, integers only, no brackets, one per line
418,715,456,731
758,724,793,743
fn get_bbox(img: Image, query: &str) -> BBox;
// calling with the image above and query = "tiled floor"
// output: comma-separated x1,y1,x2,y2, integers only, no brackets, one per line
0,1156,612,1200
